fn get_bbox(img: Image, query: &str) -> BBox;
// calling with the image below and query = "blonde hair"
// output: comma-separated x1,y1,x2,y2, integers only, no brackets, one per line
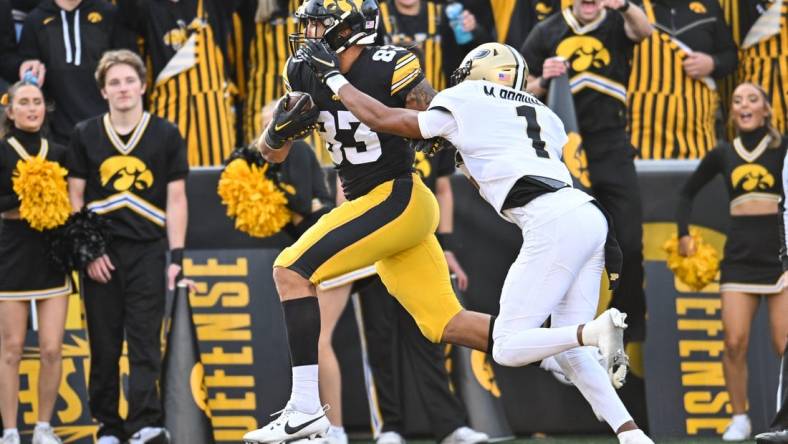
95,49,147,89
730,82,782,148
0,81,47,139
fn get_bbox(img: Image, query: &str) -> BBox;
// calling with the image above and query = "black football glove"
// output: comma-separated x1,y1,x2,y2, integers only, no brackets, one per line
297,40,342,84
264,93,320,149
412,137,451,157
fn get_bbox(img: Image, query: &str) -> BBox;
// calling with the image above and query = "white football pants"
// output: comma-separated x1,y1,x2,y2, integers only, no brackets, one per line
492,192,632,431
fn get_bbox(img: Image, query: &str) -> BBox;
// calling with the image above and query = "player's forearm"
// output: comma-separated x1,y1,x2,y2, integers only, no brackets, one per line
257,132,293,163
329,77,423,139
166,179,188,250
526,75,546,97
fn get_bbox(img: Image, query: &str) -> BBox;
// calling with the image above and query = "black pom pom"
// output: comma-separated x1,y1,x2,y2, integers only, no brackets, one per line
225,145,266,167
47,209,112,272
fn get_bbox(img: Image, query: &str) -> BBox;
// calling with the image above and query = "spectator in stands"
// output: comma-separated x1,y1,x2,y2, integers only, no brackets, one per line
0,81,71,444
734,1,788,134
255,100,354,444
627,0,737,159
18,0,121,144
68,50,188,444
0,0,21,88
380,0,449,90
116,0,236,167
678,82,788,441
521,0,652,342
440,0,494,83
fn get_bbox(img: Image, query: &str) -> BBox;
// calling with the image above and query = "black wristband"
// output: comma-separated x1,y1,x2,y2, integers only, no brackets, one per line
538,76,550,89
436,233,456,252
617,0,630,12
170,248,184,266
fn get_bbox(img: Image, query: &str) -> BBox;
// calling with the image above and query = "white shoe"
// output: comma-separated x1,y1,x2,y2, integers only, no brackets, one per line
723,415,752,441
33,426,63,444
128,427,170,444
96,436,121,444
0,432,20,444
618,429,654,444
377,431,405,444
583,308,629,388
244,404,330,444
440,427,489,444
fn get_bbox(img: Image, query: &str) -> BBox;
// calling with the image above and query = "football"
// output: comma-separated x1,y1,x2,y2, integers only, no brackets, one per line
284,91,314,111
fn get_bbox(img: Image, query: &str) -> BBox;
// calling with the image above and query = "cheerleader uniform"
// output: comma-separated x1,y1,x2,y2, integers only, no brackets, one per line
0,127,71,300
677,126,787,293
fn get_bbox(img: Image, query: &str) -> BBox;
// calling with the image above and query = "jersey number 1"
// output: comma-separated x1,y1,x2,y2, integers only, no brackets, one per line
516,105,549,159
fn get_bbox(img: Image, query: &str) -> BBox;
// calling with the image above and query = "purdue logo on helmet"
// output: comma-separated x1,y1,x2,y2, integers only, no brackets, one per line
290,0,379,54
450,42,529,91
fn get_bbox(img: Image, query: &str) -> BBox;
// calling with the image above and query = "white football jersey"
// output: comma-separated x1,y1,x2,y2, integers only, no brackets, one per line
419,80,585,215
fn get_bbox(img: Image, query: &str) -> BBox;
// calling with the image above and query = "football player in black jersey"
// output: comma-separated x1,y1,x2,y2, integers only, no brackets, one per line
67,50,189,444
243,0,497,442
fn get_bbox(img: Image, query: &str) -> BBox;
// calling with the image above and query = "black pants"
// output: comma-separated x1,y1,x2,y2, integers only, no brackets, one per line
584,129,646,342
358,277,466,441
82,237,167,439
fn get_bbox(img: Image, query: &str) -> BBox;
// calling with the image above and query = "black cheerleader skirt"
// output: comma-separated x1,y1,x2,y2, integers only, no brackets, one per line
0,219,72,301
720,214,784,294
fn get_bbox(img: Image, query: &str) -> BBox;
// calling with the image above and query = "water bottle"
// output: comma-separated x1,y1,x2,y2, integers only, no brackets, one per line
22,69,38,86
445,2,473,45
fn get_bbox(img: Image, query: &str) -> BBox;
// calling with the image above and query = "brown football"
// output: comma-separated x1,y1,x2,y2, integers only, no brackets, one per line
284,91,314,111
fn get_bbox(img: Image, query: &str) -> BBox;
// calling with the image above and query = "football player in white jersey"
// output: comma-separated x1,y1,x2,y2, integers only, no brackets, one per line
297,40,654,444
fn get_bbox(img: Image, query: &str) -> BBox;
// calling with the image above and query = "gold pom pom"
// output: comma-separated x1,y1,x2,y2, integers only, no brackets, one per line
12,157,71,231
662,229,720,291
217,159,291,238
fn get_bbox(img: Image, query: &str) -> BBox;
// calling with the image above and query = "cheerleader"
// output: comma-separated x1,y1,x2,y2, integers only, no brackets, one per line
0,81,71,444
677,82,788,441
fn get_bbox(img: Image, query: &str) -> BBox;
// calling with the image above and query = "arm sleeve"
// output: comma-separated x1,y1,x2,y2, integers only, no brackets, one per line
418,109,458,139
166,126,189,182
676,148,722,236
709,0,737,78
391,47,426,102
17,12,40,61
520,24,547,77
0,0,20,82
67,129,89,179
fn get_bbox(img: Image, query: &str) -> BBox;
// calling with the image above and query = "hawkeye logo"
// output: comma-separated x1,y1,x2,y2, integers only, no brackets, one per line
471,350,501,397
324,0,362,13
534,1,553,20
87,12,103,23
190,363,212,416
562,132,591,188
164,27,188,50
689,2,707,14
556,36,610,72
731,164,774,191
413,151,432,179
100,155,154,192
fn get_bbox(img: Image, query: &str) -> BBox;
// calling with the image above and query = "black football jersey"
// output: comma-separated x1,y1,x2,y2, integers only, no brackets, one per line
521,8,634,134
284,45,425,200
68,113,189,241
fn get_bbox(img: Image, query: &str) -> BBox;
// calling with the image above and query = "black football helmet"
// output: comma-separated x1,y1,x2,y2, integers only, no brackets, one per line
289,0,379,54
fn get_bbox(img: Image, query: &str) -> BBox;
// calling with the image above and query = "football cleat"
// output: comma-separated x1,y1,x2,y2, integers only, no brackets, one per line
582,308,629,388
244,404,330,444
618,429,654,444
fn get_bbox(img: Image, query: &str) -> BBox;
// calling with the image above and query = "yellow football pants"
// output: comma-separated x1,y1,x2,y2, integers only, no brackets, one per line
275,173,463,342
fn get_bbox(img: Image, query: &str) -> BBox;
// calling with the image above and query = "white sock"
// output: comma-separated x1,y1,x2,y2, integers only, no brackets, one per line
289,364,320,414
328,426,345,435
492,326,579,366
731,414,749,424
3,428,19,437
618,429,648,443
36,422,51,430
555,348,632,431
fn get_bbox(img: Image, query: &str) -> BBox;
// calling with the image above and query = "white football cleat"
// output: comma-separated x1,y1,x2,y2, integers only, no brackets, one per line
722,415,751,441
244,404,330,444
376,431,406,444
440,426,489,444
583,308,629,387
618,429,654,444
